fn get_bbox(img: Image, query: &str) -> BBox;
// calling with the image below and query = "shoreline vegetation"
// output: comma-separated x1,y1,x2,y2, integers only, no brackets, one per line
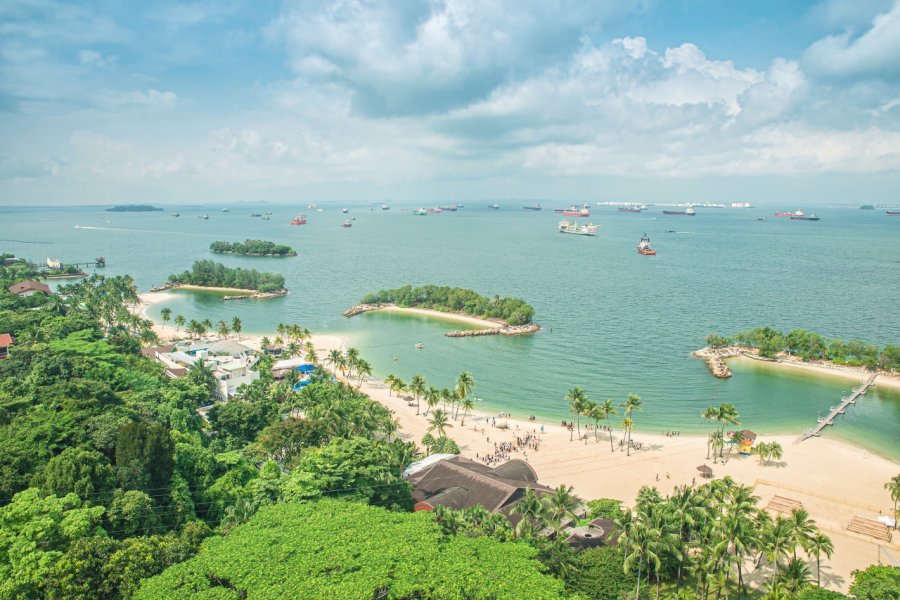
210,239,297,257
348,285,539,336
158,259,287,299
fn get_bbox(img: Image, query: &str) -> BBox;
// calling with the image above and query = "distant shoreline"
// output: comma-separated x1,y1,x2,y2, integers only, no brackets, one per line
344,303,540,335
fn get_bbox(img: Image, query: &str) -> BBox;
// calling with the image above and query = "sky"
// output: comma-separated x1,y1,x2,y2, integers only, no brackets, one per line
1,0,900,205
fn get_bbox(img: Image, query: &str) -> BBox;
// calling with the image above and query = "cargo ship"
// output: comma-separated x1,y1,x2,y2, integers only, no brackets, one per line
775,210,804,217
618,205,644,213
887,211,900,216
523,204,542,211
341,220,352,228
637,234,656,255
489,203,500,209
290,215,307,225
790,213,820,221
438,204,458,211
426,207,443,214
561,205,590,217
558,220,599,236
662,207,695,216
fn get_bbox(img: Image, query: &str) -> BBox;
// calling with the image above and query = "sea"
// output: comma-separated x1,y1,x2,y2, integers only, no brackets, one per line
2,203,898,460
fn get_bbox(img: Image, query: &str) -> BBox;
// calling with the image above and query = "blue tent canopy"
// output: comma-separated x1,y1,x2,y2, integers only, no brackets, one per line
295,364,317,372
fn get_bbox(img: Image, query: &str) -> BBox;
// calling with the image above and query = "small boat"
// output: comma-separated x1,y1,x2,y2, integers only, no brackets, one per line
222,208,230,212
489,203,500,209
381,204,390,210
662,207,695,216
558,220,599,236
170,212,180,217
775,210,804,217
859,205,875,210
414,207,427,216
790,213,820,221
523,204,542,211
342,220,352,228
456,204,465,208
262,215,270,220
886,211,900,216
199,214,209,220
290,215,307,225
637,234,656,255
426,207,443,214
757,217,767,221
250,213,262,217
307,203,317,209
665,229,676,233
415,342,424,349
342,208,349,214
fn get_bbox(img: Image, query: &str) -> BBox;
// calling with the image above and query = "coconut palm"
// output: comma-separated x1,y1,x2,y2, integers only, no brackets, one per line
427,409,452,438
216,320,230,339
885,474,900,530
702,405,720,459
787,508,817,560
757,441,770,465
231,316,242,340
384,374,398,396
326,349,343,373
260,336,271,351
285,341,300,359
424,386,440,416
621,393,642,453
710,430,725,462
622,417,634,456
454,371,475,419
806,531,834,586
355,358,372,388
160,307,172,329
345,347,360,377
619,507,662,600
585,400,601,441
778,558,812,595
541,485,580,532
511,487,546,539
304,343,318,365
461,397,474,421
565,387,587,441
409,374,426,415
174,314,186,332
767,441,784,465
601,399,618,452
762,515,794,576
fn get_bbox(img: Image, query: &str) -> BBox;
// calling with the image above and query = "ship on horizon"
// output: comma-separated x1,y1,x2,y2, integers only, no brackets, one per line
775,210,804,217
290,215,307,225
523,204,542,211
791,213,820,221
638,234,656,255
662,207,695,216
558,220,598,236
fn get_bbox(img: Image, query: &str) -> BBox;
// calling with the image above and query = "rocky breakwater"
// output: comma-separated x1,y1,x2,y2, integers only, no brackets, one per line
223,289,288,301
445,324,541,337
343,303,385,317
692,346,741,378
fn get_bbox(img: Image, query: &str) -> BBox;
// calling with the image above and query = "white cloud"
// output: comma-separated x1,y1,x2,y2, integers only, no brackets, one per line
803,1,900,79
613,36,649,60
95,88,177,109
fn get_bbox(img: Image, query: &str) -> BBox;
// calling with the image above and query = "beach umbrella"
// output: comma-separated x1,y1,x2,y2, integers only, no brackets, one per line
696,465,713,477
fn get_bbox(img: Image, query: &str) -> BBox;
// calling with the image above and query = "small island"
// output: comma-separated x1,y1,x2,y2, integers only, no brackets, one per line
210,239,297,257
345,285,539,336
695,327,899,379
157,259,287,300
105,204,163,212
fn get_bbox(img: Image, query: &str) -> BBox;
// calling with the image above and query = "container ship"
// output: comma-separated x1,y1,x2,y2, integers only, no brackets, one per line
887,211,900,216
790,213,820,221
290,215,307,225
558,220,599,236
618,205,645,212
662,207,696,216
637,234,656,255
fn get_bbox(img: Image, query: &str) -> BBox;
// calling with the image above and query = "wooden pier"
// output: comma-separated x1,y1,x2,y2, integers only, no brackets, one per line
795,373,877,444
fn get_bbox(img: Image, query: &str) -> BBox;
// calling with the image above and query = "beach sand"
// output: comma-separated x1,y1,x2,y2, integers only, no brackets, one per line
730,354,900,392
366,305,499,329
134,292,898,592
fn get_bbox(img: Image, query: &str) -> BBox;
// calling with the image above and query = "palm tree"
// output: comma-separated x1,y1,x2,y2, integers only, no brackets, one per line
216,320,230,339
622,393,642,453
285,341,300,358
767,441,784,465
174,314,185,332
702,405,720,459
345,347,360,377
762,515,794,577
355,358,372,388
427,409,452,438
757,441,770,465
160,307,172,329
787,508,817,560
461,397,474,421
326,349,343,373
807,531,834,586
541,485,580,532
424,386,440,417
885,474,900,530
511,488,546,539
619,507,662,600
601,399,618,452
718,403,740,458
710,430,724,462
584,400,600,441
455,371,475,419
231,316,242,340
304,343,318,365
409,375,426,416
385,374,398,396
260,336,271,352
778,558,812,595
622,417,634,456
565,387,587,441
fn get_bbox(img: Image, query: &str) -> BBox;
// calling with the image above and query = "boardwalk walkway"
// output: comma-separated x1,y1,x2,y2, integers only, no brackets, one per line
795,373,878,444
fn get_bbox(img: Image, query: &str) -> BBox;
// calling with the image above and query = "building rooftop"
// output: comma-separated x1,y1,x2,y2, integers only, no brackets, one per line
8,280,51,295
0,333,14,348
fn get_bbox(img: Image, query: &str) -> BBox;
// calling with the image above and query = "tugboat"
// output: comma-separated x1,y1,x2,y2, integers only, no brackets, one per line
381,204,390,210
558,220,599,236
341,220,352,228
489,203,500,209
342,208,349,214
637,234,656,255
662,207,695,216
523,204,542,211
290,215,307,225
790,212,820,221
170,212,180,217
198,214,209,220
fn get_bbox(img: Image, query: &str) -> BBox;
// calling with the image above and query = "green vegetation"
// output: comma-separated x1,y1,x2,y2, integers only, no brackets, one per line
134,499,567,599
709,327,899,370
361,284,536,325
210,239,296,256
106,205,163,212
167,259,286,292
849,565,900,599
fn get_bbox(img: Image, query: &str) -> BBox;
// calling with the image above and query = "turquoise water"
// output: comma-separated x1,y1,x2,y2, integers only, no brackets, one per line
2,203,898,459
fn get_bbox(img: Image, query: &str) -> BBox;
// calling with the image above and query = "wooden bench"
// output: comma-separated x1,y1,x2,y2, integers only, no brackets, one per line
766,495,803,514
846,516,892,542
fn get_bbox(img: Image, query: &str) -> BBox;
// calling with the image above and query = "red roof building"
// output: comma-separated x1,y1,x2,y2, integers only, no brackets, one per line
0,333,13,359
7,280,51,296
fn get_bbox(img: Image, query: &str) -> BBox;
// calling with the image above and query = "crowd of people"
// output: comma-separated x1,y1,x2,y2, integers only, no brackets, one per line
476,431,542,465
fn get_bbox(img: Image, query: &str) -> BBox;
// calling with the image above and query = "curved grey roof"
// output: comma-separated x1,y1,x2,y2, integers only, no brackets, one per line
492,459,538,483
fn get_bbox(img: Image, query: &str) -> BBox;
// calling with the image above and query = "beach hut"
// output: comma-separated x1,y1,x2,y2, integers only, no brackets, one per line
739,430,757,455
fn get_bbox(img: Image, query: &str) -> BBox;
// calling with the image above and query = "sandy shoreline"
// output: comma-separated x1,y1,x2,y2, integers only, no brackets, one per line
360,305,500,329
730,354,900,392
133,292,899,591
168,284,259,295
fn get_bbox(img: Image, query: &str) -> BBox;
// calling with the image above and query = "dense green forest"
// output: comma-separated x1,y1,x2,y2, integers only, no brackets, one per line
167,260,286,292
706,328,899,371
209,239,296,257
361,284,536,325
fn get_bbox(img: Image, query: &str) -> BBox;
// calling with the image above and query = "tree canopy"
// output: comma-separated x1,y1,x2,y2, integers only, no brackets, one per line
209,239,296,257
167,260,286,293
361,284,535,325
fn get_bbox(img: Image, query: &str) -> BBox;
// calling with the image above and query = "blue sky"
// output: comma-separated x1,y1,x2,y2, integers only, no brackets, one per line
1,0,899,205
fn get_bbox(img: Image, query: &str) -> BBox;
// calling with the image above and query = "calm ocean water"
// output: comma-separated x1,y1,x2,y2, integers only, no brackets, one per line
3,203,898,459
